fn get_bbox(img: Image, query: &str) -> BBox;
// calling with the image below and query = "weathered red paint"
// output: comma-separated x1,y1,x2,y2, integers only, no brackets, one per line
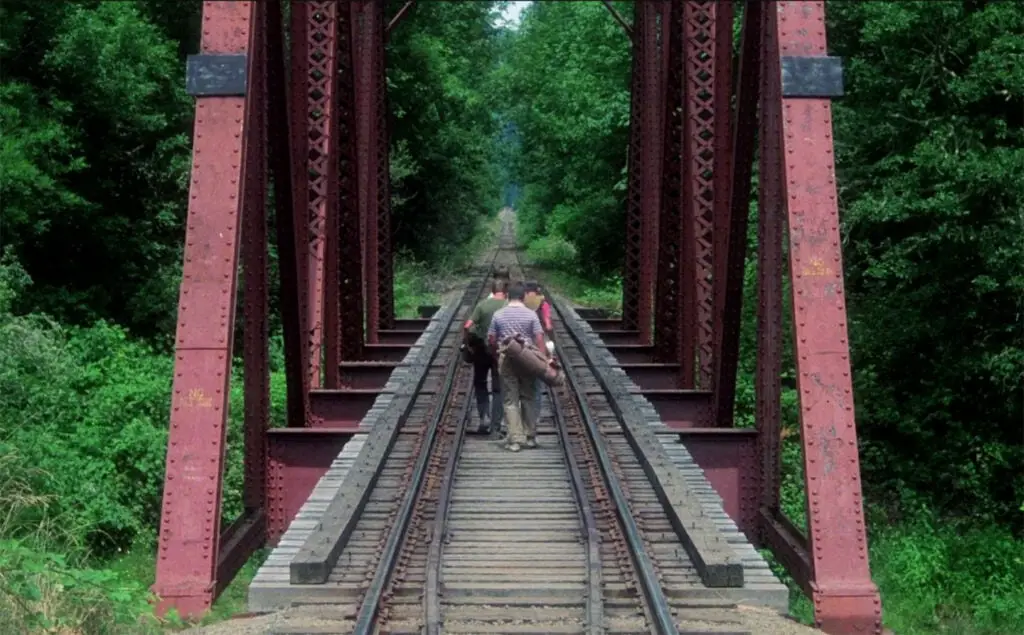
774,2,881,632
339,362,401,389
154,3,883,632
642,389,713,428
308,389,382,429
266,430,352,543
621,363,684,391
377,329,423,345
607,344,657,364
355,0,389,343
362,343,412,362
712,0,757,429
678,429,760,540
153,1,255,618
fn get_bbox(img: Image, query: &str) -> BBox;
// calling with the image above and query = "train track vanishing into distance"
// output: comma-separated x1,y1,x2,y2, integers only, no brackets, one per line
241,216,795,635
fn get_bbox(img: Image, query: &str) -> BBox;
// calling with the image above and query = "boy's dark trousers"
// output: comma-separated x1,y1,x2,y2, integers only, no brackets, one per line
468,336,502,432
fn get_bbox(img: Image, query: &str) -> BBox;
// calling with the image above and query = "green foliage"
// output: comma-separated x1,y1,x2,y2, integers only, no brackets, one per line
495,1,632,278
386,0,504,264
1,0,191,338
826,0,1024,525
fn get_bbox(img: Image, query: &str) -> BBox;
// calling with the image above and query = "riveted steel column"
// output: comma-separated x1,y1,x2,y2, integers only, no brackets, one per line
638,0,662,346
756,0,785,545
242,0,269,514
288,3,314,400
354,0,384,343
338,1,365,361
775,2,881,632
654,0,683,363
292,1,341,389
153,1,255,618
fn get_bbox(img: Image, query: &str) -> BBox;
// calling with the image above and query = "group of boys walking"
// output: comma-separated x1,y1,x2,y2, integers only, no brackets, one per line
462,269,554,453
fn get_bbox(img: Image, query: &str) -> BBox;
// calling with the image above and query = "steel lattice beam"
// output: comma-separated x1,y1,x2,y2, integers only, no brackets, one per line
681,1,718,388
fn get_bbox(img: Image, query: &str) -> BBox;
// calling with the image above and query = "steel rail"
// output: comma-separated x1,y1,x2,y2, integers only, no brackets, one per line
549,388,607,635
547,295,681,635
423,388,473,634
350,261,499,634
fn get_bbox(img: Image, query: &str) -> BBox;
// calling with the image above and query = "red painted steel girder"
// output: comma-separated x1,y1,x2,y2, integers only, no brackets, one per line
654,0,684,364
292,1,342,390
681,1,718,389
154,1,262,617
337,2,367,363
355,0,393,343
762,2,881,632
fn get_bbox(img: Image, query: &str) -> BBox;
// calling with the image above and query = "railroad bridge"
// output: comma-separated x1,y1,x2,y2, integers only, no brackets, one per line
155,2,880,634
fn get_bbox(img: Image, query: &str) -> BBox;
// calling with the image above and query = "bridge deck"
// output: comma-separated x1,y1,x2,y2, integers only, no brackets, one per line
247,299,782,618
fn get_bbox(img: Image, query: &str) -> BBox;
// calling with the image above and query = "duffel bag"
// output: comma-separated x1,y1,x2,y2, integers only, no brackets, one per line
502,336,564,387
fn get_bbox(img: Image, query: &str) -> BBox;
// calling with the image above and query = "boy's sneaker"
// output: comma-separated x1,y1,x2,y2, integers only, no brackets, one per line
475,414,490,435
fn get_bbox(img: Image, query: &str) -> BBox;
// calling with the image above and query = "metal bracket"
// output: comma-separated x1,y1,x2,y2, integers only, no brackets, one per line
186,54,248,96
780,56,844,98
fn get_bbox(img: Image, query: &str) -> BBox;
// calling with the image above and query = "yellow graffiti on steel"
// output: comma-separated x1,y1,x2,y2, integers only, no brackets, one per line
802,257,833,278
186,388,213,408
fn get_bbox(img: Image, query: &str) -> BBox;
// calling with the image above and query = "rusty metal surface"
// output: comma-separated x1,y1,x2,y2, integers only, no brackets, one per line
773,3,881,631
373,0,396,332
676,429,760,540
354,0,390,343
639,0,663,347
153,0,255,618
266,429,352,542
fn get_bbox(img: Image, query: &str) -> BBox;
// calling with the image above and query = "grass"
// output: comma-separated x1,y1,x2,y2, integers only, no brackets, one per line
393,213,501,317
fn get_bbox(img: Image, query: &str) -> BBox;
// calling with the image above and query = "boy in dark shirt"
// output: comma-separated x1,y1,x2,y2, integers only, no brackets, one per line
463,279,507,434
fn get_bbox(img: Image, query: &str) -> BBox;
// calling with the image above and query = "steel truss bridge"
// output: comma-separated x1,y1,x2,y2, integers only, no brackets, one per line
153,2,881,634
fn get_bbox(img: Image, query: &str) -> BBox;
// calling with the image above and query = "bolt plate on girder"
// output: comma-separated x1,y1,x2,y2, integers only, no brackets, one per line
186,54,248,96
780,56,844,98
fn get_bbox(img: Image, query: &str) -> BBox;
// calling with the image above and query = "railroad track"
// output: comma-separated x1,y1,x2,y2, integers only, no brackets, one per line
343,245,751,635
248,216,792,635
